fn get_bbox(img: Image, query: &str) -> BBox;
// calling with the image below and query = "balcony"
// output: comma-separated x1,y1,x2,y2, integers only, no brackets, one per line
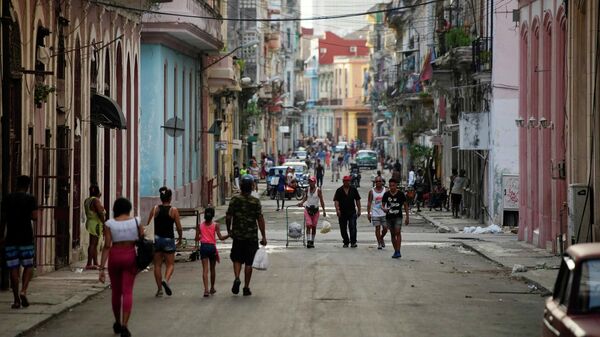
472,37,492,82
142,0,223,52
294,59,305,72
207,56,241,94
386,0,415,28
265,32,281,50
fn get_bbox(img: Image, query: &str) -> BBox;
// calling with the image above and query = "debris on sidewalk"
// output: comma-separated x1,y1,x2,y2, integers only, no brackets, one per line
463,224,502,234
511,264,528,274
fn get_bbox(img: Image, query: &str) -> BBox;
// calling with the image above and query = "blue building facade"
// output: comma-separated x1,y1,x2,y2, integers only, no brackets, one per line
140,43,201,214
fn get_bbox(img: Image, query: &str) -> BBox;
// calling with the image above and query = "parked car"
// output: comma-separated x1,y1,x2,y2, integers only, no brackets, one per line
355,150,378,170
334,141,348,153
290,150,307,160
542,243,600,337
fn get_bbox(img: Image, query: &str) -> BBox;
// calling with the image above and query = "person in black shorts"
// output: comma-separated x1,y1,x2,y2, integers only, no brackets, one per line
226,175,267,296
1,175,38,309
382,178,409,259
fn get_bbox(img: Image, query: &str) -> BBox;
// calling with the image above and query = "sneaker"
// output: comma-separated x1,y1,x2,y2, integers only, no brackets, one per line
162,281,172,296
381,241,385,248
232,278,241,294
351,243,357,248
113,322,122,334
120,327,131,337
155,289,163,297
342,244,349,248
243,287,252,296
392,251,401,259
377,243,382,250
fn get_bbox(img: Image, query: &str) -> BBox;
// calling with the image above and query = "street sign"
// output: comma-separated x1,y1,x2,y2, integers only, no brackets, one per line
279,126,290,133
215,141,227,150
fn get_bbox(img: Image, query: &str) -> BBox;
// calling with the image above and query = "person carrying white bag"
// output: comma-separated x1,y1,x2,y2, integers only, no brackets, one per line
252,247,269,270
226,175,267,297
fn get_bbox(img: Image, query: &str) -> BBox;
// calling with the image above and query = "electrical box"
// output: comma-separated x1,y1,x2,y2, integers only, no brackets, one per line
568,184,591,244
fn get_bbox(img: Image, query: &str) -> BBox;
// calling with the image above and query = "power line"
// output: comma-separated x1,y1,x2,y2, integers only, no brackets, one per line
91,0,444,23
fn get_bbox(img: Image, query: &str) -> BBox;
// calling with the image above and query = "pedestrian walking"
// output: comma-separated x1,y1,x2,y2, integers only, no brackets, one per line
195,207,229,297
275,169,286,211
448,168,458,212
407,166,415,187
84,184,106,270
325,149,331,169
99,197,143,337
367,176,388,249
144,187,183,297
226,175,267,296
451,169,468,218
315,159,325,188
414,169,425,212
233,161,240,191
333,176,361,248
249,160,260,192
240,163,248,176
1,175,38,309
381,178,409,258
297,176,327,248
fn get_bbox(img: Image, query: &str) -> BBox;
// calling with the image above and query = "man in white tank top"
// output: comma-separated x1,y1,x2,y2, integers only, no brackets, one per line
367,176,388,249
297,176,326,248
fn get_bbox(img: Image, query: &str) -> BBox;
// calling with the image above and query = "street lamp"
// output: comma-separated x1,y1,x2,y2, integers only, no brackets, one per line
201,40,259,72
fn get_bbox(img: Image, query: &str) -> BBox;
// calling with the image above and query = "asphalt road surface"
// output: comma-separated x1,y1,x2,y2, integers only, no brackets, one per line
25,166,545,337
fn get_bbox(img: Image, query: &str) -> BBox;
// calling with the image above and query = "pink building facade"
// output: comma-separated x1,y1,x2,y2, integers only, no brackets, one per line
518,0,567,251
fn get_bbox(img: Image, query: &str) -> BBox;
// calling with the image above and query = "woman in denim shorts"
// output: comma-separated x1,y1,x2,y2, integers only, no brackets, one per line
145,187,182,297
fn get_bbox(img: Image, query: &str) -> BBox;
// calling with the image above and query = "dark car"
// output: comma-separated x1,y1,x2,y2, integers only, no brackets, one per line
355,150,378,170
542,243,600,337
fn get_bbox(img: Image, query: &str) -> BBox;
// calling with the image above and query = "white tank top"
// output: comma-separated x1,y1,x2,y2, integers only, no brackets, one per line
371,187,386,217
306,187,320,207
105,217,140,242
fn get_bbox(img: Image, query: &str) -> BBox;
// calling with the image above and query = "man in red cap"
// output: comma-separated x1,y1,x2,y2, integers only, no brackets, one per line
333,175,361,247
297,176,326,248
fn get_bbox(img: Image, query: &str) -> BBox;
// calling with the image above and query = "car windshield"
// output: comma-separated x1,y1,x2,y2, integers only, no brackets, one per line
293,151,306,156
357,152,376,159
576,259,600,313
290,166,305,173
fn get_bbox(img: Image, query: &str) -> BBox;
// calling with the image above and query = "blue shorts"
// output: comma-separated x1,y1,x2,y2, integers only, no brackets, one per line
5,245,35,269
200,243,217,261
154,236,176,253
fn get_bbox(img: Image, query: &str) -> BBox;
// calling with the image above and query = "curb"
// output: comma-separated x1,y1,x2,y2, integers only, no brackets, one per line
419,213,553,294
17,284,109,337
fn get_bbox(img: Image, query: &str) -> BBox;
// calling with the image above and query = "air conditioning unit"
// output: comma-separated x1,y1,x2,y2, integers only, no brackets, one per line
568,184,591,244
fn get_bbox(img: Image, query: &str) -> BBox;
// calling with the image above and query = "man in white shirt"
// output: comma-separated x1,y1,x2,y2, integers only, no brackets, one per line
407,167,415,187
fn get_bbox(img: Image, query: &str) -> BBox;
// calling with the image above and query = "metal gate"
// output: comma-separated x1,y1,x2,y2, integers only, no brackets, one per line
33,126,72,269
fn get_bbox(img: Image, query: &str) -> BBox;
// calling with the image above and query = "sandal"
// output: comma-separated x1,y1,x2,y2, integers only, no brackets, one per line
203,291,209,297
19,294,29,307
11,302,20,309
85,265,98,270
209,288,216,295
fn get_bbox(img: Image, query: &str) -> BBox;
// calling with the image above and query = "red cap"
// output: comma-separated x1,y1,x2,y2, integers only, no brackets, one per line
309,176,316,183
343,175,351,181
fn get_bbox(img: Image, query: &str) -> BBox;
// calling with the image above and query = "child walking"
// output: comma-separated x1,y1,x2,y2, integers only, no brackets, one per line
195,207,229,297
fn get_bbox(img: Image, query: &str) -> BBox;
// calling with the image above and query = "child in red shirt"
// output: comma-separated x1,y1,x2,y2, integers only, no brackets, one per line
195,207,229,297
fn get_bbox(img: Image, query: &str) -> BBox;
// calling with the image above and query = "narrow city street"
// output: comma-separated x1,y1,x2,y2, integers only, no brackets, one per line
25,169,545,337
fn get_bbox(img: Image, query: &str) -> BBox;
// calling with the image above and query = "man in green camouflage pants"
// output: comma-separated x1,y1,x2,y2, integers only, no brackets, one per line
226,175,267,296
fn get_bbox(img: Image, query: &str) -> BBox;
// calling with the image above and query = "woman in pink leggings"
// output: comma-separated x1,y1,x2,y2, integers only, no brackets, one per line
99,197,143,337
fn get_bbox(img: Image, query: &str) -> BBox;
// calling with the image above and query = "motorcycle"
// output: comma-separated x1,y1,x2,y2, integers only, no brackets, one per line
285,183,305,200
350,163,361,188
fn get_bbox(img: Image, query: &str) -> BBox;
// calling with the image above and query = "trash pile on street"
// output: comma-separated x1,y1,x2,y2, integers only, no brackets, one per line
462,224,503,234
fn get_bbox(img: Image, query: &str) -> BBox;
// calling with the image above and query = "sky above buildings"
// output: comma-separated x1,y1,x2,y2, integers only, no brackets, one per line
300,0,382,36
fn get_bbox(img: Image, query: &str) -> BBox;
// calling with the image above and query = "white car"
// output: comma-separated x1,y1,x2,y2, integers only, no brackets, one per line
334,142,348,153
291,150,307,160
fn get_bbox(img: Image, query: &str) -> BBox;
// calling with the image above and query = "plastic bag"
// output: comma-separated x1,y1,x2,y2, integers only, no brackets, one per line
252,247,269,270
288,222,303,238
320,220,332,234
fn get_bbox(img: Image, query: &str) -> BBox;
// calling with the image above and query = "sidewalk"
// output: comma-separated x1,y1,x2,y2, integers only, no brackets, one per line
418,209,561,293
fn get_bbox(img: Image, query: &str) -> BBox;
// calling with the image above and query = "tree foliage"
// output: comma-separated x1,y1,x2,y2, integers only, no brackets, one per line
402,114,431,144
